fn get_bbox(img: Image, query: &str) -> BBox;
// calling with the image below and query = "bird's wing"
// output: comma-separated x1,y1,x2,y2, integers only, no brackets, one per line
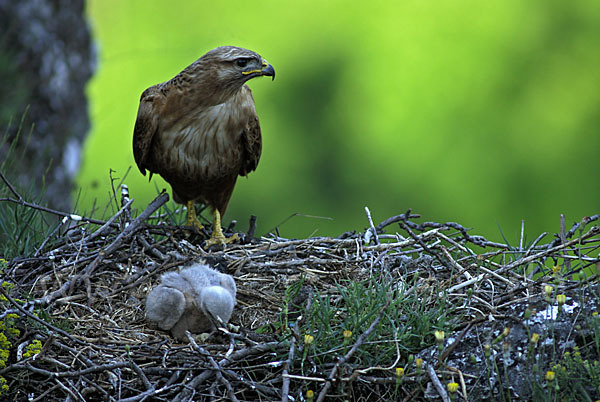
145,285,185,330
239,87,263,177
132,85,164,176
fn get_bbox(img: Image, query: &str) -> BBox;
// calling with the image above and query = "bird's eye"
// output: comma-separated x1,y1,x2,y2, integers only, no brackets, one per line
236,58,249,68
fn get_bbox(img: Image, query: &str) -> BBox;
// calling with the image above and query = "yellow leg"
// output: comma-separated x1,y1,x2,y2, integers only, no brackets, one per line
186,201,204,232
204,209,239,247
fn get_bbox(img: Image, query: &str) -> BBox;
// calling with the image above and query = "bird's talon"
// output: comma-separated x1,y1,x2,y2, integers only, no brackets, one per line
205,233,239,248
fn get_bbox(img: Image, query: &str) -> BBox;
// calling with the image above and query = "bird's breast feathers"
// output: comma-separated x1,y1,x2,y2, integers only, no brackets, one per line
156,88,257,181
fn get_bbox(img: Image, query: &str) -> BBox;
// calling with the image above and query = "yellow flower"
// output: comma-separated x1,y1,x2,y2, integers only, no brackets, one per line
545,370,555,381
556,294,566,306
415,358,423,369
530,333,540,344
395,367,404,378
343,330,352,339
304,334,314,345
447,382,459,393
306,389,314,401
544,285,553,297
434,330,445,343
552,265,561,275
502,327,510,337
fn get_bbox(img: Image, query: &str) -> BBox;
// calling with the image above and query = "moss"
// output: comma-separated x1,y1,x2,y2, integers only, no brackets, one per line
22,340,42,359
0,376,8,395
0,332,10,369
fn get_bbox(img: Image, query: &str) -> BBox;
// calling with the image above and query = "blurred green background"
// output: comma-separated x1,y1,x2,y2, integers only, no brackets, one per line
79,0,600,241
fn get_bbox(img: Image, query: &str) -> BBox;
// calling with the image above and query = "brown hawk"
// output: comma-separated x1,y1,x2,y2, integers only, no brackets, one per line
133,46,274,246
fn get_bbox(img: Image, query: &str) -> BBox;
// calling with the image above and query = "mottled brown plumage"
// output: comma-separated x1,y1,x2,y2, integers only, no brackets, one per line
133,46,274,245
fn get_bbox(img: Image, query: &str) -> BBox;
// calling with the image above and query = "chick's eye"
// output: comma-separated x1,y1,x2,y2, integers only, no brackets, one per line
236,58,249,68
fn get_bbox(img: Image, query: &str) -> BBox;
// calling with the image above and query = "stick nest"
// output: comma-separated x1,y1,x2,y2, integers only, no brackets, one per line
1,190,599,401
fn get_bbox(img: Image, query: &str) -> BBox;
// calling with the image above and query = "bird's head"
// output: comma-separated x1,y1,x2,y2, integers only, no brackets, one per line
194,46,275,99
196,285,235,325
206,46,274,80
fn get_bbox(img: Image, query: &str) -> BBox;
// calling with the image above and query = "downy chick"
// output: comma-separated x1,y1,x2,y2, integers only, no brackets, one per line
145,263,236,340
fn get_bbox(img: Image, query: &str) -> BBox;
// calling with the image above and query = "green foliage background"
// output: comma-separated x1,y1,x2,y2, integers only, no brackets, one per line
79,0,600,240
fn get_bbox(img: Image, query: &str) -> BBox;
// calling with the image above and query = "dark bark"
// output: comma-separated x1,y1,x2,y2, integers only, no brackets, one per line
0,0,95,211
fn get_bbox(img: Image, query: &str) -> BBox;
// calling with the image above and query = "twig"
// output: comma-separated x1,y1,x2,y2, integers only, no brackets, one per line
398,221,454,271
375,210,420,231
496,226,600,274
247,215,257,240
54,378,83,401
364,206,380,245
281,299,311,402
104,166,132,221
0,171,112,227
186,332,240,402
117,384,182,402
427,364,450,402
570,214,599,237
84,198,135,243
281,336,296,402
401,218,510,249
3,361,131,377
34,217,68,257
0,170,23,201
519,219,525,251
120,184,133,225
525,231,547,257
129,360,153,391
136,234,169,261
438,318,484,364
173,341,283,402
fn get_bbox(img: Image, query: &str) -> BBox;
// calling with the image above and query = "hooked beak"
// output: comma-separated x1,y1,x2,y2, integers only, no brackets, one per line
242,60,275,80
261,61,275,81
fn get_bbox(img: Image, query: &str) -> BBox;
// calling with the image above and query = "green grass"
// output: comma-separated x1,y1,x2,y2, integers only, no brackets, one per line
275,270,456,396
0,119,55,259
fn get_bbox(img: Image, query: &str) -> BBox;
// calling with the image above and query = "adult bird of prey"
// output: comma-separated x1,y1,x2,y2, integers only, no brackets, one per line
133,46,275,246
